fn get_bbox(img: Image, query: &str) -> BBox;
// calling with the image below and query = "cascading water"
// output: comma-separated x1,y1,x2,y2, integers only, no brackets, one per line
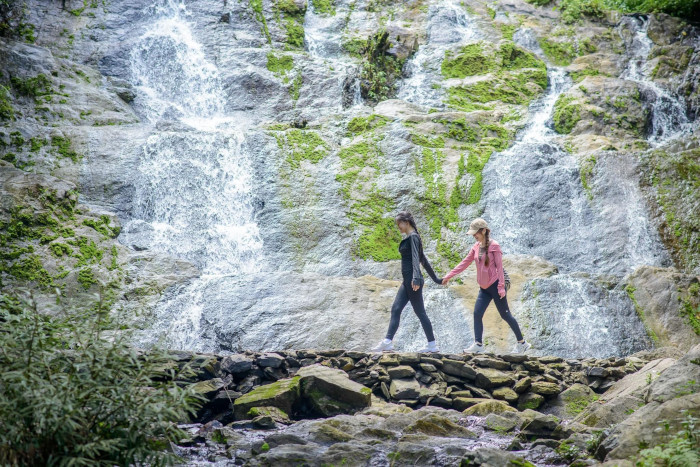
123,1,263,350
397,0,480,107
478,19,686,356
619,15,692,144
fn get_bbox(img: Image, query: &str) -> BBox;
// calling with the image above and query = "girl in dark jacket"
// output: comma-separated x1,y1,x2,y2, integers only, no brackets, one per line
372,212,443,353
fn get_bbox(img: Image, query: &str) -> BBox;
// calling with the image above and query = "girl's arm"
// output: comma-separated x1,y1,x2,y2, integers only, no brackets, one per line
443,247,476,282
492,244,506,296
420,251,443,284
409,234,424,286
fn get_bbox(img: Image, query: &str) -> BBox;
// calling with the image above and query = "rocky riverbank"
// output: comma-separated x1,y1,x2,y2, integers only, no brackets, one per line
167,344,699,465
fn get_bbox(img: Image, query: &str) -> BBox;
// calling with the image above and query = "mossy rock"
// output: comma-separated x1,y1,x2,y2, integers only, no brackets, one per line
233,376,301,420
462,400,517,416
404,414,476,438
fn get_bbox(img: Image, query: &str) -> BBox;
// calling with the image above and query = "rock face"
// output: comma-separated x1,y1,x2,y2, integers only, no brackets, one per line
1,0,697,360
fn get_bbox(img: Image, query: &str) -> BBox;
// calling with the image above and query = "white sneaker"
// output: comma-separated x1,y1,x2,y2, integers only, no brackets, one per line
465,342,485,354
371,338,394,352
511,340,532,354
418,341,439,353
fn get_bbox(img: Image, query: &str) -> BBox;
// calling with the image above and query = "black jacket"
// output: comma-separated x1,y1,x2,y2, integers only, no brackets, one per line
399,231,443,286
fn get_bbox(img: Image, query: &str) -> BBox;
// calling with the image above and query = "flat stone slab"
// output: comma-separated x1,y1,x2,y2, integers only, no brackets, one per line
233,377,301,420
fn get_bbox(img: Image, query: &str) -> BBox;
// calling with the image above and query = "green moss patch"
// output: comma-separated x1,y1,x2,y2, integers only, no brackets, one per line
249,0,271,43
267,52,294,76
347,114,390,136
275,129,329,169
442,43,496,79
0,85,14,120
311,0,336,16
275,0,306,49
552,94,582,134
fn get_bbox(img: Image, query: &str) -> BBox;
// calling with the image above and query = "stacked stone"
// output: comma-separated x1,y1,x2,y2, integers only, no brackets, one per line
171,349,649,424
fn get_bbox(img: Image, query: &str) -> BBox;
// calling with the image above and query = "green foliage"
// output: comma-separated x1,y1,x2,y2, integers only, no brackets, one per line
552,94,581,134
441,43,495,79
249,0,271,43
411,133,445,148
680,285,700,336
0,294,201,466
10,74,53,97
571,67,601,82
83,215,120,238
336,139,401,262
342,37,367,58
625,284,659,343
50,135,81,162
636,414,700,467
357,30,406,102
0,1,34,42
559,0,608,23
415,148,458,239
0,84,14,120
347,114,389,136
539,37,578,66
580,155,596,200
266,52,294,76
275,0,306,49
311,0,336,16
289,72,303,101
525,0,552,6
499,24,517,41
276,129,329,168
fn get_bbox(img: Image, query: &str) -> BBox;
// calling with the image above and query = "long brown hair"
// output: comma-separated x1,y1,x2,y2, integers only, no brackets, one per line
480,228,491,266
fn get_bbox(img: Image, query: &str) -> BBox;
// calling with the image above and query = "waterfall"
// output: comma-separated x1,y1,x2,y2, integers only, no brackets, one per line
124,1,263,350
619,15,692,144
397,0,480,108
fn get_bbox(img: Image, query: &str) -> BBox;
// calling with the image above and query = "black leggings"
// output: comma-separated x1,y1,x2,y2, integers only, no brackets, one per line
386,280,435,342
474,281,524,343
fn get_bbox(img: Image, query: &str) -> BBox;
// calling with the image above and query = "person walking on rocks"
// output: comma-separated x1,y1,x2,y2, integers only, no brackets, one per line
441,218,531,354
372,211,443,353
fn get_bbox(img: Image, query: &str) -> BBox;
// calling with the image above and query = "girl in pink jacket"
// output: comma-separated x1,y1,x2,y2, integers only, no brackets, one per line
442,218,531,354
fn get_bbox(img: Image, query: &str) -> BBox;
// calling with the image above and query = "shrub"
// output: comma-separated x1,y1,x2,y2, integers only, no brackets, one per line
636,413,700,466
0,293,202,466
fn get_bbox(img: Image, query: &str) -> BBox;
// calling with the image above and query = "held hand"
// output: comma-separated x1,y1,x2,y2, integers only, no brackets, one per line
412,281,419,291
441,278,450,286
499,290,506,299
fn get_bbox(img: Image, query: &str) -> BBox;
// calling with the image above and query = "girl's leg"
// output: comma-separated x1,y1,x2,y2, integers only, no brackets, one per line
407,284,435,342
488,282,525,341
473,288,492,343
386,283,410,340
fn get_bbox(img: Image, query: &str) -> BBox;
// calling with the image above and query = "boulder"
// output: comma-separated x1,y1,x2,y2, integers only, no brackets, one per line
462,400,517,416
483,413,518,432
530,381,561,395
220,354,254,374
475,368,515,389
520,413,561,439
233,377,301,420
513,376,532,394
389,378,421,400
472,357,512,371
247,406,291,424
404,413,476,438
549,383,599,419
518,392,545,411
596,393,700,461
297,364,371,416
441,359,477,379
492,387,519,403
387,365,416,379
190,378,226,398
258,352,285,368
452,397,491,411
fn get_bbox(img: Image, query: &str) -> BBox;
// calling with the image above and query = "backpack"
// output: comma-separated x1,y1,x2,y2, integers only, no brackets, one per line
503,268,511,292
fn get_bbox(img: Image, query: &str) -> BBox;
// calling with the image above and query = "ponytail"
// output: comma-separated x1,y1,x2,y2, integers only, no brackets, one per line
483,228,491,266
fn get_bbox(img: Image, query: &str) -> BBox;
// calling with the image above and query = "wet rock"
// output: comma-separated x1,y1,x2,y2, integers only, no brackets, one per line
405,413,476,438
258,352,285,368
191,378,226,398
264,432,308,448
387,365,416,379
518,392,545,411
530,381,561,395
452,397,491,411
483,413,518,432
520,413,561,439
389,378,421,400
475,368,515,389
472,357,511,371
549,383,599,418
232,377,300,420
297,364,371,417
492,387,519,403
513,376,532,393
221,354,254,375
462,400,517,416
441,359,477,379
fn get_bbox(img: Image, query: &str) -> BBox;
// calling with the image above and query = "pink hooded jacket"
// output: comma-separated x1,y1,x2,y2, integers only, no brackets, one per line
443,240,506,295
